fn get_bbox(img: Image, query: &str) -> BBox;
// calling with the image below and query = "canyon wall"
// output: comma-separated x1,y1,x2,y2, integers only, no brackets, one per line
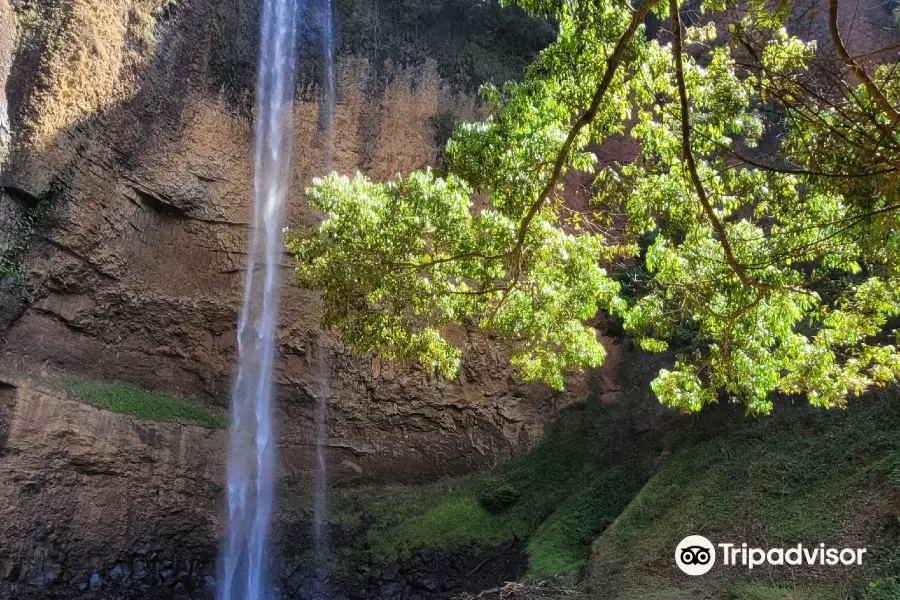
3,0,896,596
0,0,572,488
0,380,223,595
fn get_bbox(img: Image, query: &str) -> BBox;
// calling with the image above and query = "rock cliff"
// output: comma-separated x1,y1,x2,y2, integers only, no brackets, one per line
0,0,571,488
0,380,223,595
4,0,894,597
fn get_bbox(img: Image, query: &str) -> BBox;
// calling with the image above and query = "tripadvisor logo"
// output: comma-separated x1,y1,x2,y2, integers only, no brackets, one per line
676,535,716,575
675,536,867,576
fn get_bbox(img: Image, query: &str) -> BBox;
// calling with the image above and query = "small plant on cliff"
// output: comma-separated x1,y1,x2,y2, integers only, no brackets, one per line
62,377,227,429
287,0,900,414
0,185,60,297
478,478,521,511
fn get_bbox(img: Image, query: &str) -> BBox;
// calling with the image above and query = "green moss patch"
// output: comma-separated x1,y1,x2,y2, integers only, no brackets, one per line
588,398,900,598
728,582,840,600
62,377,226,429
329,399,647,582
288,386,900,597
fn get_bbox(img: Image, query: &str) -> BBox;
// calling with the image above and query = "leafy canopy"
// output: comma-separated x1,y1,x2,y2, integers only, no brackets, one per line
287,0,900,413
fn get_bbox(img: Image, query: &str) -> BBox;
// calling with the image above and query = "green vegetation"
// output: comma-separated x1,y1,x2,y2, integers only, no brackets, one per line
588,398,900,598
62,377,227,429
330,399,646,581
290,0,900,414
727,582,839,600
314,396,900,596
858,546,900,600
0,185,60,298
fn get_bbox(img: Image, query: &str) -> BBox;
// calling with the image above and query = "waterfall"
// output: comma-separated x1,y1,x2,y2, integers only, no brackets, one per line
217,0,299,596
321,0,335,170
313,0,336,584
313,341,330,584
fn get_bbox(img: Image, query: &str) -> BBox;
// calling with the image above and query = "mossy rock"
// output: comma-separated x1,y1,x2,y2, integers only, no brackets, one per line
478,479,521,511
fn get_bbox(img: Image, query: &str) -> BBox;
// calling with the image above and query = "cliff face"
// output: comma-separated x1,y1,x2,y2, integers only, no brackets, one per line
0,0,570,487
0,339,651,598
0,380,224,594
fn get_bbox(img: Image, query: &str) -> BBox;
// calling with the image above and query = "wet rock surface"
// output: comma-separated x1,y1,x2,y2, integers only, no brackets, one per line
278,543,526,600
1,542,525,599
0,380,528,599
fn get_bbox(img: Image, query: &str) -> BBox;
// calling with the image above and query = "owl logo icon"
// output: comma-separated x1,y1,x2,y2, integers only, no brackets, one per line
675,535,716,575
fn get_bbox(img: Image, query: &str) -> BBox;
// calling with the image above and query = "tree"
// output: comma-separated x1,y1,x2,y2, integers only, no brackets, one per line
286,0,900,413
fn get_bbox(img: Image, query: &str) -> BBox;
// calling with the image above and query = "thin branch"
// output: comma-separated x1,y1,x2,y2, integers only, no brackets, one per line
722,288,769,361
728,202,900,269
669,0,772,292
509,0,661,278
829,42,900,63
828,0,900,126
732,58,900,165
391,249,512,270
703,134,899,178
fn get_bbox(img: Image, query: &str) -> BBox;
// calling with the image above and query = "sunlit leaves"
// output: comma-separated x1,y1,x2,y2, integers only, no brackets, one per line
652,361,718,413
289,0,900,412
288,170,622,389
613,7,900,413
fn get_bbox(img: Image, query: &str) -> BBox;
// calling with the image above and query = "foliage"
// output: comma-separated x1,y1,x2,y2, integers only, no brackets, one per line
588,397,900,597
524,465,640,580
319,397,899,594
62,377,227,429
288,170,623,387
478,478,522,510
862,575,900,600
288,0,645,389
0,186,60,297
290,0,900,413
329,398,645,581
856,543,900,600
727,582,839,600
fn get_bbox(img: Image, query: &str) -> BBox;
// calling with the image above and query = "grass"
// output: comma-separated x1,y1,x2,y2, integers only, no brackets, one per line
728,582,840,600
328,398,647,581
585,580,695,600
273,378,900,599
856,545,900,600
587,397,900,598
62,377,227,429
322,395,900,592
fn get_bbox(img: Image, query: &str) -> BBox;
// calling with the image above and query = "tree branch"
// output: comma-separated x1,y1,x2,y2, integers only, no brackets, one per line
509,0,661,277
669,0,772,292
703,133,898,178
828,0,900,126
722,288,769,362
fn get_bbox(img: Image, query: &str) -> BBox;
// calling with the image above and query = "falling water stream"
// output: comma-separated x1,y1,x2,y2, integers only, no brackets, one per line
321,0,335,170
218,0,299,596
314,0,336,585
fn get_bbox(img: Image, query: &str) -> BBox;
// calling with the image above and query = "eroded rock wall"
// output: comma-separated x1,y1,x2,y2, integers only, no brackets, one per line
0,0,568,489
0,381,223,595
0,377,540,599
